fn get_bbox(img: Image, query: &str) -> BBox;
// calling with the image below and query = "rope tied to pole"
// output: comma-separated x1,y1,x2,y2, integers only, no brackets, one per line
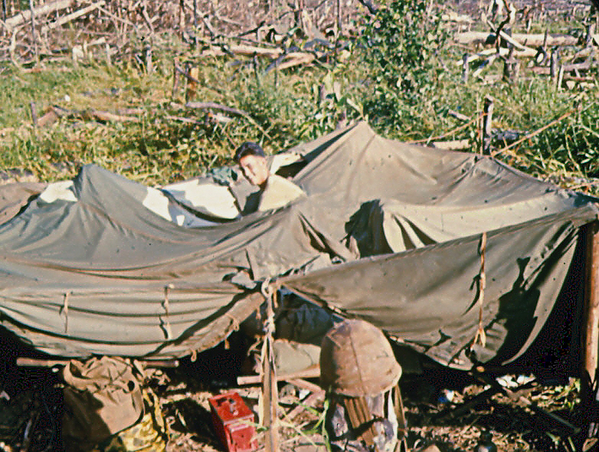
473,231,488,348
259,278,279,452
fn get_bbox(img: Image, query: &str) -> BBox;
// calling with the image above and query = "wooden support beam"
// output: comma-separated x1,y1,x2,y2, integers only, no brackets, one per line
237,365,321,386
16,357,180,368
462,53,469,83
260,285,279,452
582,220,599,435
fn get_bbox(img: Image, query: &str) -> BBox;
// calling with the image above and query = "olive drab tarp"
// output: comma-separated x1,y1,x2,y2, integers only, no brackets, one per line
0,121,596,370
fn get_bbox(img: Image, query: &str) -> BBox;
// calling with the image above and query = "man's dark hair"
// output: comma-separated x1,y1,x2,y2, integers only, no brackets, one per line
234,142,265,162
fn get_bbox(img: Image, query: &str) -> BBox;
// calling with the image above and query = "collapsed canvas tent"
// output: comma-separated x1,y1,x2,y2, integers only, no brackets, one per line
0,121,596,372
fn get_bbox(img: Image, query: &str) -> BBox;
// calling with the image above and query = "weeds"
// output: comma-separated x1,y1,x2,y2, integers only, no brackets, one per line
0,1,597,195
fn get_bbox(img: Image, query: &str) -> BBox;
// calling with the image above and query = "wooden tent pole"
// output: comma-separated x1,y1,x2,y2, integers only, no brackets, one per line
582,220,599,426
260,282,278,452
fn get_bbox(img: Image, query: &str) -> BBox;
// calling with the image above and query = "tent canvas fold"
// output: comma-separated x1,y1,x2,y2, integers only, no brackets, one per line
0,121,595,371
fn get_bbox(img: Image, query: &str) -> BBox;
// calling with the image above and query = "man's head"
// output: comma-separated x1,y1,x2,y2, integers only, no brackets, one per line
235,142,269,188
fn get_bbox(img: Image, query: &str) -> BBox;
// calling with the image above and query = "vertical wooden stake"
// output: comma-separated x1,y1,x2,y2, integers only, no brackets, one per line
582,220,599,428
550,48,558,80
192,0,197,46
462,54,469,83
260,283,278,452
186,66,199,101
28,0,38,64
183,61,191,101
30,102,38,128
335,0,341,59
482,95,494,155
171,58,180,100
179,0,185,37
586,23,596,47
337,0,342,37
556,64,564,91
105,43,111,66
503,46,520,84
144,43,153,74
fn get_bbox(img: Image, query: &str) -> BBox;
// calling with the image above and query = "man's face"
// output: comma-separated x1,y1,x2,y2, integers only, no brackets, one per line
239,154,269,187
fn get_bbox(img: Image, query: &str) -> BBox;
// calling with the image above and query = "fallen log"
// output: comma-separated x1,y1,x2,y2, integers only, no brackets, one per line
200,43,283,59
185,101,249,118
430,139,470,151
455,31,581,47
531,59,594,75
86,109,140,122
37,105,140,123
3,0,73,30
448,110,470,122
167,113,233,125
41,0,106,33
485,20,536,53
456,46,537,66
441,11,472,24
273,51,316,71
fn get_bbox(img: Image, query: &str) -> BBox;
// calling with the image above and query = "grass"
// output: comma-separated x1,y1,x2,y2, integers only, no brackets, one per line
0,4,598,194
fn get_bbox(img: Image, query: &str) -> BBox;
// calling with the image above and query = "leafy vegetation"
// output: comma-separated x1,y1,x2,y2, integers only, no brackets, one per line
0,0,598,195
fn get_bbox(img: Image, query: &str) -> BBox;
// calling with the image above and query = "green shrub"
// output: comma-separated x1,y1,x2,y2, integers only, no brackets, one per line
358,0,450,135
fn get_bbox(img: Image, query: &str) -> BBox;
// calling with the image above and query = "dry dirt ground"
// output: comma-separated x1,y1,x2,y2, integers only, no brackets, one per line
0,330,588,452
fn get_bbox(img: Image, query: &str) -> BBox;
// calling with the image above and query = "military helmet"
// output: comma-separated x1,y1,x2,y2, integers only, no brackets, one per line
320,319,401,397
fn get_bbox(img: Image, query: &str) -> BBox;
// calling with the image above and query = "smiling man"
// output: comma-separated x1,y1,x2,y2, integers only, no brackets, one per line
234,142,306,213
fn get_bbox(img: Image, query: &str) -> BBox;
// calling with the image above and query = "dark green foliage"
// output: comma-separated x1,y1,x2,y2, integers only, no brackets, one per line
358,0,450,134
